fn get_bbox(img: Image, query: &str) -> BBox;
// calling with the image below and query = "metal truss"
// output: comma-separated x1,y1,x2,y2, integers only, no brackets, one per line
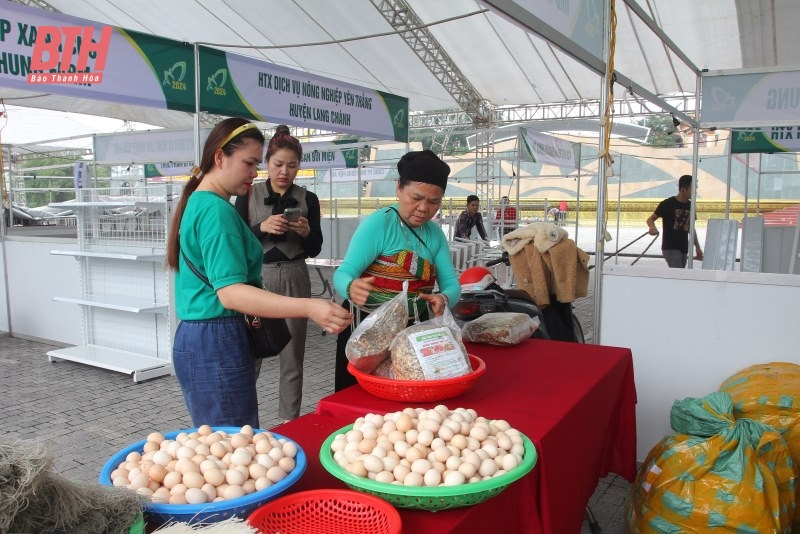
11,0,59,11
370,0,493,129
410,94,695,129
370,0,496,200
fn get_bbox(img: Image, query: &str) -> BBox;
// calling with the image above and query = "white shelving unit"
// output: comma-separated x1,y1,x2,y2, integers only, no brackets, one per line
47,186,178,383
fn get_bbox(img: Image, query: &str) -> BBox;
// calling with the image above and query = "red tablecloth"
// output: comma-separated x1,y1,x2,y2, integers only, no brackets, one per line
314,338,637,534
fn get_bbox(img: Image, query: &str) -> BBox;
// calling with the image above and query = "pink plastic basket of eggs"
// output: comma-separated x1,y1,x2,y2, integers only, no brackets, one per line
98,426,306,526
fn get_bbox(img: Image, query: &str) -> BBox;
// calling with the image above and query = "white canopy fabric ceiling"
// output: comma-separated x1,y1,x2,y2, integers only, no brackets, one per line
5,0,800,131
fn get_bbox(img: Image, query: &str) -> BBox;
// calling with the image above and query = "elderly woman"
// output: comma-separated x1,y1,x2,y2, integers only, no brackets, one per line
332,150,461,390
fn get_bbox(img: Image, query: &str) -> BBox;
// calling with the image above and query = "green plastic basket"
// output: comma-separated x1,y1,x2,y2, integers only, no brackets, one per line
319,424,537,511
128,512,145,534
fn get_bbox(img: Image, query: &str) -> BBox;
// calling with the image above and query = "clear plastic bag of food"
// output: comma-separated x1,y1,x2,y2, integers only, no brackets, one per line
462,312,540,345
389,306,470,381
345,281,409,373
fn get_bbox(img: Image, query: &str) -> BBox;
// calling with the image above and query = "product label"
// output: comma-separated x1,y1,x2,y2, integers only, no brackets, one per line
409,327,470,379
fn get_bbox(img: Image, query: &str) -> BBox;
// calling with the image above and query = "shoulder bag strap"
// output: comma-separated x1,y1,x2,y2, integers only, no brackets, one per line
180,250,213,289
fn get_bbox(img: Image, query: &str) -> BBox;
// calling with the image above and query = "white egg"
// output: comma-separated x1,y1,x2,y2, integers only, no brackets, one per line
278,456,295,473
403,472,423,486
502,453,520,471
267,465,286,483
184,487,208,504
224,484,246,500
281,441,297,458
230,448,252,467
478,458,498,477
362,454,383,474
423,469,442,487
444,471,466,486
411,458,432,475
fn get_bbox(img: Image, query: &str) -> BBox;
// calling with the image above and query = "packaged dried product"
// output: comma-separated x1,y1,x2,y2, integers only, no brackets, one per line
345,281,409,373
370,356,395,379
390,308,470,380
462,312,539,345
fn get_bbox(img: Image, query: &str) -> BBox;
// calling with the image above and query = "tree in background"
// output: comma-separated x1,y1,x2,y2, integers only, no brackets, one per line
16,154,112,207
637,115,682,147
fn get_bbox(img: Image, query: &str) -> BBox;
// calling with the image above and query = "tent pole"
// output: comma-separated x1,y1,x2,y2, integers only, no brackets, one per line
592,0,612,344
756,155,761,215
744,154,750,219
688,73,702,269
193,43,201,164
357,165,362,217
725,147,732,219
614,156,622,264
575,143,581,243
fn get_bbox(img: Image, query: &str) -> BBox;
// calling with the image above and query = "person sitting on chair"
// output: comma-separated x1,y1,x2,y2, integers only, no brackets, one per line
455,195,489,243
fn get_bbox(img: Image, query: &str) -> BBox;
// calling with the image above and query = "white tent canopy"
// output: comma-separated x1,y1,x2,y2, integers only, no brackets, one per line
6,0,800,130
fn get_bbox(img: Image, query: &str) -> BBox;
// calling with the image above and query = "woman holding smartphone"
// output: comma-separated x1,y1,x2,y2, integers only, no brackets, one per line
235,124,323,423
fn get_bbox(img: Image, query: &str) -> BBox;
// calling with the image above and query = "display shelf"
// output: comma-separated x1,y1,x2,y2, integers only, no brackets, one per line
51,250,164,262
52,295,167,314
47,345,172,383
48,185,177,383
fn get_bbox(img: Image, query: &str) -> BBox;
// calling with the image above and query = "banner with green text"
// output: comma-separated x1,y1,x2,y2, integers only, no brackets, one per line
3,2,408,141
3,2,196,112
731,127,800,153
198,47,408,142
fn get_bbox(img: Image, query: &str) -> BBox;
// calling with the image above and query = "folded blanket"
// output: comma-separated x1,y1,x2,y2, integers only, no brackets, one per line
502,222,568,256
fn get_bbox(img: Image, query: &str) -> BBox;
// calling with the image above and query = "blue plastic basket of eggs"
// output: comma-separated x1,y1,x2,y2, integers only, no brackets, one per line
99,426,306,526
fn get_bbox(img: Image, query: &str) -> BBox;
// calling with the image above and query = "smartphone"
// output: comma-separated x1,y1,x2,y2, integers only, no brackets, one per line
283,207,302,222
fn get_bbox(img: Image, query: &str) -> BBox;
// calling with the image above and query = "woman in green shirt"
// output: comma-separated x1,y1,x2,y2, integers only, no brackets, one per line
165,118,351,428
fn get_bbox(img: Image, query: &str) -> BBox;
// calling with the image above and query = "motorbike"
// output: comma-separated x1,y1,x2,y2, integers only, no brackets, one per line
451,255,585,343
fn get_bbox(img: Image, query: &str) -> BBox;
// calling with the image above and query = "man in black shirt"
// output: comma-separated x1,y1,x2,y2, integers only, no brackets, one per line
646,175,704,268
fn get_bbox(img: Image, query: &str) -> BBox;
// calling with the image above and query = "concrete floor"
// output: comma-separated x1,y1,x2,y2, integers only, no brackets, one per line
0,257,635,533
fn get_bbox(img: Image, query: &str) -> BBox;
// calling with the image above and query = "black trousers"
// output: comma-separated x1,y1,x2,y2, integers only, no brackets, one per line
335,300,359,391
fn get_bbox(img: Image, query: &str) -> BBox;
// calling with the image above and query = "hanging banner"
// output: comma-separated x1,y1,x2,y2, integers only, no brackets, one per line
518,128,578,169
4,2,408,141
319,167,393,183
301,141,360,169
144,162,194,177
731,127,800,153
73,161,89,188
198,47,408,142
5,2,196,112
94,128,212,164
701,70,800,127
482,0,604,61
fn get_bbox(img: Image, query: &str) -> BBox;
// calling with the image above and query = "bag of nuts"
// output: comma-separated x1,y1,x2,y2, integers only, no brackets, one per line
389,307,471,380
345,281,410,373
462,312,540,345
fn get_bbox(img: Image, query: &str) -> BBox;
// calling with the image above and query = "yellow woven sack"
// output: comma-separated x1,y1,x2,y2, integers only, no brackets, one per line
720,362,800,462
720,362,800,532
627,392,798,533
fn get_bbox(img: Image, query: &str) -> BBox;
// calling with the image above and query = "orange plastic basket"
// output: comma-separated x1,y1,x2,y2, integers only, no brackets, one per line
247,489,401,534
347,354,485,402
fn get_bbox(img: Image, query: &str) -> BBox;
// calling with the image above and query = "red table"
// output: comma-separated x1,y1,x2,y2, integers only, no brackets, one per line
313,338,637,534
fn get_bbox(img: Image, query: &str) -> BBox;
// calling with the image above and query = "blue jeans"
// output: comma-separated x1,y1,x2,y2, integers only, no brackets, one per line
173,316,259,428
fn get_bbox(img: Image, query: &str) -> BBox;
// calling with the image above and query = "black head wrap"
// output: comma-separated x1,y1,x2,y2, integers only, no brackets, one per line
397,150,450,191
